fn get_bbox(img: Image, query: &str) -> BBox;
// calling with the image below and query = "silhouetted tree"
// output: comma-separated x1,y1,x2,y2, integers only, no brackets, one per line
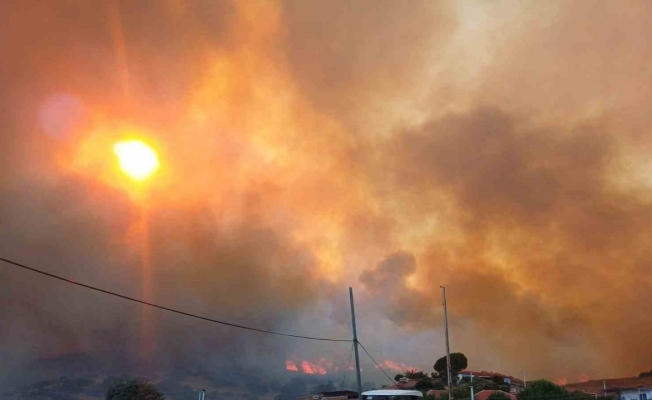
518,380,567,400
639,369,652,378
106,380,165,400
406,370,430,380
433,353,468,379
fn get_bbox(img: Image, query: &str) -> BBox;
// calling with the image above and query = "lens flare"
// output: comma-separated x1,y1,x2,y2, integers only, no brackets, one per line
113,139,160,181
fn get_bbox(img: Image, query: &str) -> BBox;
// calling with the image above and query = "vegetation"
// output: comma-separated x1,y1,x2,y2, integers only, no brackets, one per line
517,380,591,400
106,380,165,400
406,370,432,381
459,377,503,392
434,353,468,379
639,369,652,378
396,369,444,391
428,384,472,400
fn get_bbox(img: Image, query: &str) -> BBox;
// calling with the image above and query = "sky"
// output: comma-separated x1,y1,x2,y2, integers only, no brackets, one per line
2,0,652,389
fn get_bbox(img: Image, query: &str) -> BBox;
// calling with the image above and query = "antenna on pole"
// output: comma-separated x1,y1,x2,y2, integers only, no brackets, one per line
349,287,363,399
441,286,453,400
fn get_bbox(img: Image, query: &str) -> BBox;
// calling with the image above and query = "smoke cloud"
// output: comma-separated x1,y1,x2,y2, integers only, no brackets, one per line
1,0,652,390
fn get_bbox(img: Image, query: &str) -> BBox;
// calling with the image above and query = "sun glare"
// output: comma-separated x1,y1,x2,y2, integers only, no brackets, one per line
113,139,160,181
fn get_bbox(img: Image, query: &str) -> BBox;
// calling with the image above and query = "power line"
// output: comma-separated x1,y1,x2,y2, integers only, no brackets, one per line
341,343,355,388
0,256,351,343
358,341,396,386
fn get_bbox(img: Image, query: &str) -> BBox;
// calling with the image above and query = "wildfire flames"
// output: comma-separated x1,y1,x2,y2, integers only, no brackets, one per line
285,360,299,372
376,360,417,373
285,358,338,375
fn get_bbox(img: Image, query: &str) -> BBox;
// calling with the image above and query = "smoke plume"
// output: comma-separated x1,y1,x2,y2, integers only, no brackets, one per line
1,0,652,389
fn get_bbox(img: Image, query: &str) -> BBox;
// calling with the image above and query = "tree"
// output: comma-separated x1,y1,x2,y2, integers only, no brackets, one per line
402,370,436,391
106,380,165,400
472,378,500,392
406,370,430,381
415,379,435,391
433,353,468,378
639,369,652,378
518,380,567,400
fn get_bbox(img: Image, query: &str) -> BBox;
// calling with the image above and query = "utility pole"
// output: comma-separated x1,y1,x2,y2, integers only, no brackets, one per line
470,373,475,400
349,287,363,399
441,286,453,400
523,371,526,389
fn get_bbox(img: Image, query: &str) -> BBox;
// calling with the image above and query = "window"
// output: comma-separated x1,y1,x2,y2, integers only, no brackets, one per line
639,393,647,400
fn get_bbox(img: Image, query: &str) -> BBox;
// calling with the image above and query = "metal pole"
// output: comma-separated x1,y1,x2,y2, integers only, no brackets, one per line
523,371,526,389
349,287,363,399
441,286,453,400
470,373,474,400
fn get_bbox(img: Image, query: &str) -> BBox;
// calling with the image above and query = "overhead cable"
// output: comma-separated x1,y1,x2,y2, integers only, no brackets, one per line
358,341,396,385
0,256,351,343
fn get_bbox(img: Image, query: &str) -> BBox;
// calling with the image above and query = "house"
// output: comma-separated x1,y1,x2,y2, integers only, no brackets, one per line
475,390,517,400
565,376,652,396
457,371,525,394
606,386,652,400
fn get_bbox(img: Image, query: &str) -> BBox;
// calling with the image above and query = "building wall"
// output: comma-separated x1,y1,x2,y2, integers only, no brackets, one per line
619,389,652,400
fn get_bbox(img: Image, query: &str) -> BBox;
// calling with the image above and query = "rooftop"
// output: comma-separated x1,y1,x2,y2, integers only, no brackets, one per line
565,377,652,394
475,390,517,400
459,371,525,386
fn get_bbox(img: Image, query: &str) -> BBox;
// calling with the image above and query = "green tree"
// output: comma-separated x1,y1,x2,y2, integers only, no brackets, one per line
406,370,430,380
416,379,435,391
402,370,436,391
433,353,468,378
106,380,165,400
395,374,405,381
433,385,474,400
472,378,500,392
518,380,567,400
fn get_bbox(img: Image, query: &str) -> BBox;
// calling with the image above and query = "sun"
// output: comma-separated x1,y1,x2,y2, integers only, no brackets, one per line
113,139,160,181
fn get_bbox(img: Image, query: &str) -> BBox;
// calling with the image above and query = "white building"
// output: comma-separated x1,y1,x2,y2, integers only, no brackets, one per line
606,387,652,400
